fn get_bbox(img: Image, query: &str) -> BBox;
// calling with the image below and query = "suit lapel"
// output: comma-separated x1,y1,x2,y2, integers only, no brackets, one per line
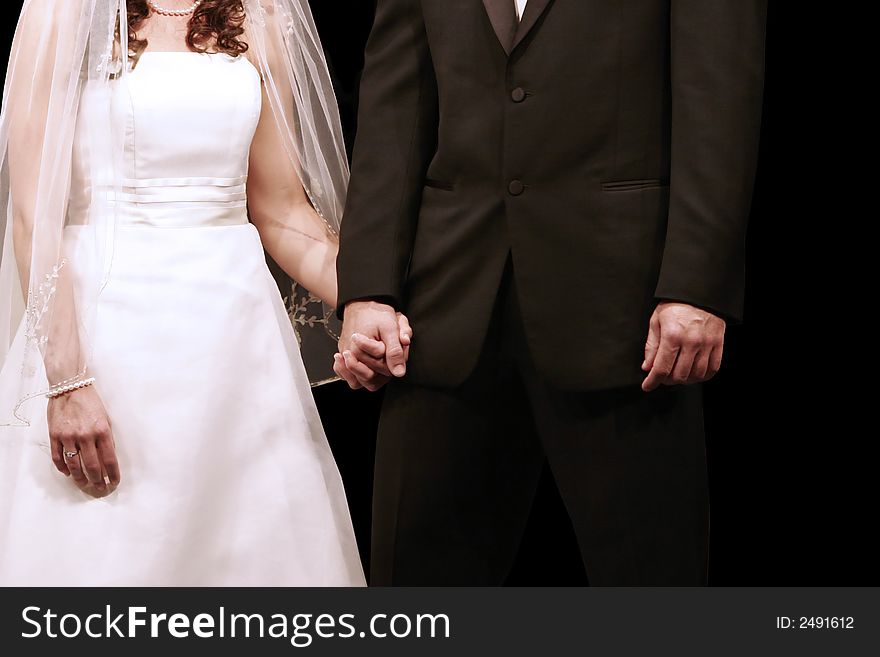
482,0,519,55
512,0,554,52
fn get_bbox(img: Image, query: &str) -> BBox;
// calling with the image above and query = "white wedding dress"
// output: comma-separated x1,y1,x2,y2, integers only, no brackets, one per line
0,52,365,586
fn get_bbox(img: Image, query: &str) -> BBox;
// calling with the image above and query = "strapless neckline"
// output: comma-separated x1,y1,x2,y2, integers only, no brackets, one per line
140,51,231,57
134,51,260,76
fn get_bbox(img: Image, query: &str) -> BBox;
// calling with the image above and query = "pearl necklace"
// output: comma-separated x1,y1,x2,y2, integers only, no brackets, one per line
146,0,203,17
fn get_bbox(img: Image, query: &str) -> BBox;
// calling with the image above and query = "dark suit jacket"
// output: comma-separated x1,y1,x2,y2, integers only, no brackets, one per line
337,0,767,391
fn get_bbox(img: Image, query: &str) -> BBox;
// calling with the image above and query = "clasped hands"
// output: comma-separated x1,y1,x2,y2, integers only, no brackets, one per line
332,300,414,391
334,299,726,392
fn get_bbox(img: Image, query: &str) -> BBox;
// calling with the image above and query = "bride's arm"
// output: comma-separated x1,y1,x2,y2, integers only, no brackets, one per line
246,82,340,308
3,0,118,496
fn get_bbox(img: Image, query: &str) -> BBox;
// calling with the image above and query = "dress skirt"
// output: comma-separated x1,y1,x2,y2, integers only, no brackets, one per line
0,222,365,586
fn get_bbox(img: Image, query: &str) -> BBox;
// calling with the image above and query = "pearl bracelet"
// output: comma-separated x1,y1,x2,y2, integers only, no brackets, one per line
50,370,89,389
46,377,96,399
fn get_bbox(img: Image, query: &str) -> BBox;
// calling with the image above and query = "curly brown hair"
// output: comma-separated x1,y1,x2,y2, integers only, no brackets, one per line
127,0,248,58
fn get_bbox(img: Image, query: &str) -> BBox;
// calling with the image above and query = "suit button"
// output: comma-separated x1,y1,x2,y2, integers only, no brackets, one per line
508,180,525,196
511,87,527,103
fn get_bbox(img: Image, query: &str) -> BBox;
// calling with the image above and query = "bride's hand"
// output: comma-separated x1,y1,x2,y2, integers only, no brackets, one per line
48,386,120,498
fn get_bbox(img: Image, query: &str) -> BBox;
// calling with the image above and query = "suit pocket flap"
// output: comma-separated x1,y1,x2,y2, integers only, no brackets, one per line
424,178,455,191
601,179,667,192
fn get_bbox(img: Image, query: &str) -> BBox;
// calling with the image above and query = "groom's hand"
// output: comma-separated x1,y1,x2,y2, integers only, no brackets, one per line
333,301,413,391
641,302,726,392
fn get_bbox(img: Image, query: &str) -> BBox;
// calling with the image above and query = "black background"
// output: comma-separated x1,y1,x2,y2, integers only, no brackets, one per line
2,1,870,585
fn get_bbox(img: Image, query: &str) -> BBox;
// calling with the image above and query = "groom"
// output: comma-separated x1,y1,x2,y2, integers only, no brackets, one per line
334,0,766,585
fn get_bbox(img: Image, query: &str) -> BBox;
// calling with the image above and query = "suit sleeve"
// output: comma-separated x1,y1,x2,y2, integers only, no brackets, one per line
336,0,438,317
654,0,768,321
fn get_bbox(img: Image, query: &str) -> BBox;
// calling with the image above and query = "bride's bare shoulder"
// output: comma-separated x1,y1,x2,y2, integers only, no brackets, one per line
15,0,88,38
240,0,286,72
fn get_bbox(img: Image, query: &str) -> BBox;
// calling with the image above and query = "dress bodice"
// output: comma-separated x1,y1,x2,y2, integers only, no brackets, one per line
68,52,262,228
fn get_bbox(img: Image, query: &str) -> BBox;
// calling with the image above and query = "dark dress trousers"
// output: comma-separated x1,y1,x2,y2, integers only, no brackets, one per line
337,0,766,585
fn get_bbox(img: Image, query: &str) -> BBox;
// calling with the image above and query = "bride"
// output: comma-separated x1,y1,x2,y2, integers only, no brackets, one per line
0,0,409,586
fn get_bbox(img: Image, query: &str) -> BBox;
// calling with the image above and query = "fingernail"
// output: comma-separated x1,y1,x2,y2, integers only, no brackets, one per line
393,365,406,377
